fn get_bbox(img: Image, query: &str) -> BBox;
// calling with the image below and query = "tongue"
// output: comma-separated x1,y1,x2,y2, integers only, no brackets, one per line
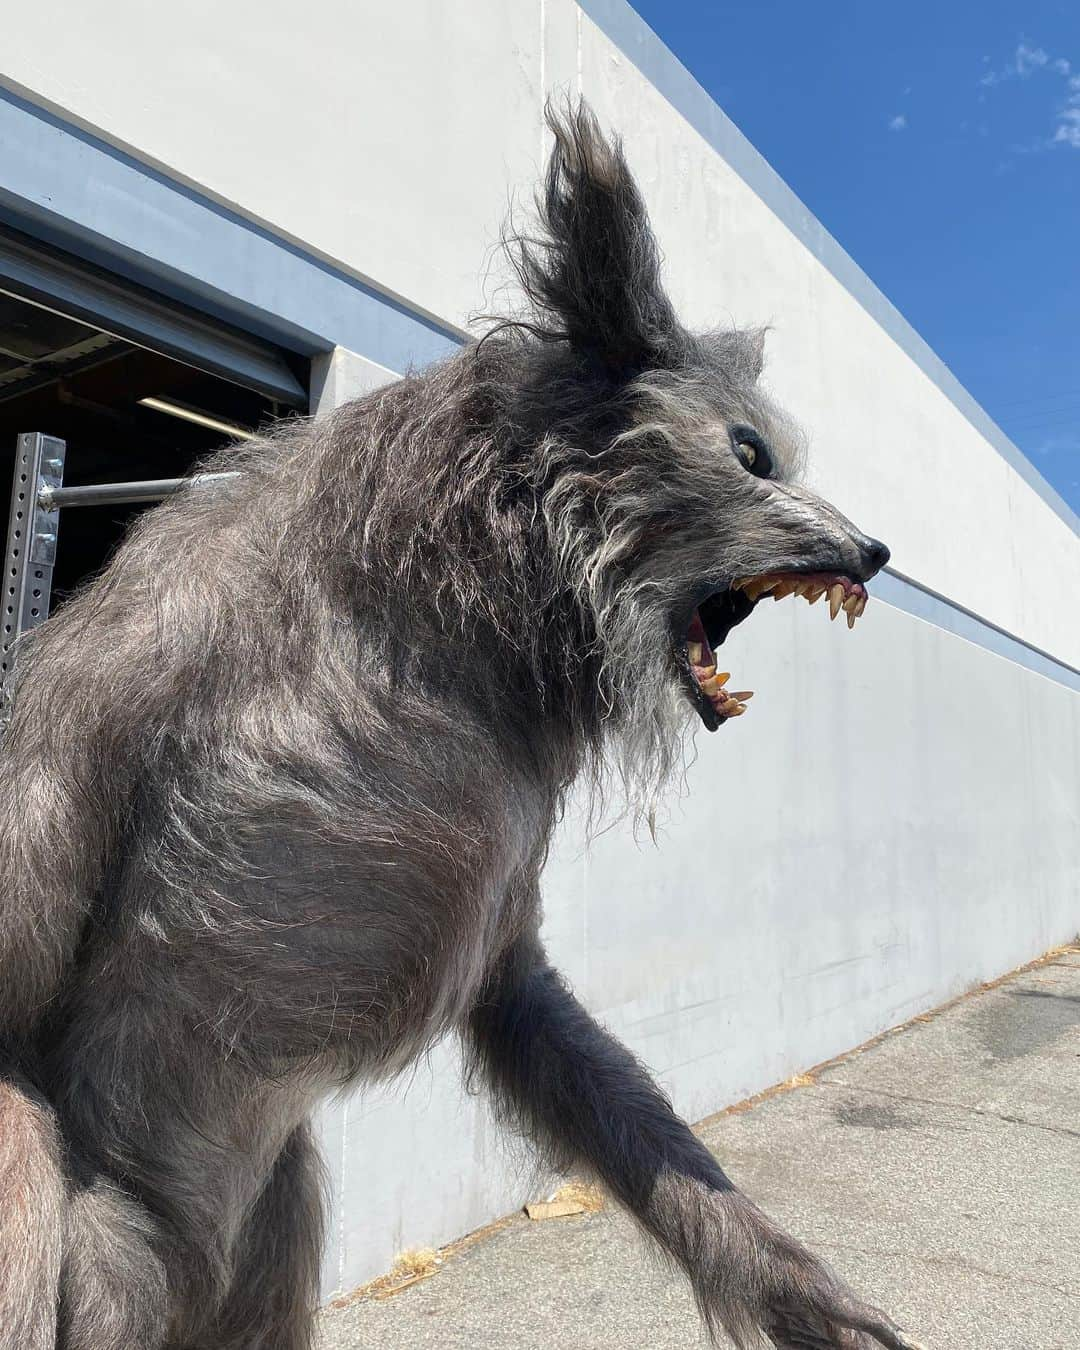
687,610,715,665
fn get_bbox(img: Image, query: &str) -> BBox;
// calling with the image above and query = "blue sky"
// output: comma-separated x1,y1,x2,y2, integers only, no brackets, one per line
633,0,1080,515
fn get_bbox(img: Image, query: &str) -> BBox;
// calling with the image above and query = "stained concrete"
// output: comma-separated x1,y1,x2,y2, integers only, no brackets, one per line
318,954,1080,1349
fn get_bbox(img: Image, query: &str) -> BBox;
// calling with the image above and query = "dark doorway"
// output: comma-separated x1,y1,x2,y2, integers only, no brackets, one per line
0,285,307,604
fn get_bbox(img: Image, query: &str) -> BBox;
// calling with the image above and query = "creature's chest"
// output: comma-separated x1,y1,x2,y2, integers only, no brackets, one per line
385,803,546,1055
261,731,555,1073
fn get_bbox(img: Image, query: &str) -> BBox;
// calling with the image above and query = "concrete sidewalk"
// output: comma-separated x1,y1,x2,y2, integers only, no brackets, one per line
318,949,1080,1349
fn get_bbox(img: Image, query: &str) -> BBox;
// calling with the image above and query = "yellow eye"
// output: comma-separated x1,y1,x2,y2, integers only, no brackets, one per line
730,426,774,478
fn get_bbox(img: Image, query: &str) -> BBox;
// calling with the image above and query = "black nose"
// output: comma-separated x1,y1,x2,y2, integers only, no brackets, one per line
857,535,890,577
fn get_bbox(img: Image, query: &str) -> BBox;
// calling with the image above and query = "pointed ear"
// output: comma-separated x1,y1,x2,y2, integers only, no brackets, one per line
745,327,767,380
511,101,682,376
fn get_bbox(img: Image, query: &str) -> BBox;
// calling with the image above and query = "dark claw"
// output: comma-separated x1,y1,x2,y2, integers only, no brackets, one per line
847,1306,923,1350
843,1306,927,1350
767,1298,926,1350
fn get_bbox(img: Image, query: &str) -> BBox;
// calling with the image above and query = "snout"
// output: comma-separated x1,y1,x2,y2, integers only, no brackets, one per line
851,533,890,580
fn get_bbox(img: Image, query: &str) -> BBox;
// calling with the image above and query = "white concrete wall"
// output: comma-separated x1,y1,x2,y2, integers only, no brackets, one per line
3,0,1078,1298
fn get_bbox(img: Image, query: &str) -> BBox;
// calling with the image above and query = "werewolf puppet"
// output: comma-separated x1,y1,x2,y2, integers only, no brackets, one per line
0,106,918,1349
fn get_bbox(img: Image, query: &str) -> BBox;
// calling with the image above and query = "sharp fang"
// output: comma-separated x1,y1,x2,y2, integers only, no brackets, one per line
729,690,754,701
855,595,868,617
688,642,704,664
846,609,857,629
843,594,859,614
828,583,844,620
716,671,730,686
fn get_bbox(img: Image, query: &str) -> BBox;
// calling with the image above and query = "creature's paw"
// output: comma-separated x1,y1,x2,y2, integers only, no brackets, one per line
763,1290,927,1350
689,1191,925,1350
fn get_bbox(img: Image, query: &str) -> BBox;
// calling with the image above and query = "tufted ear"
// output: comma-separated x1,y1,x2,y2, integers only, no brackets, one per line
511,102,682,377
744,327,767,381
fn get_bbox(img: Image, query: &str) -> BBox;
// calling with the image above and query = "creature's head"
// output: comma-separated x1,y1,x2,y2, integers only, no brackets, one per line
490,104,889,791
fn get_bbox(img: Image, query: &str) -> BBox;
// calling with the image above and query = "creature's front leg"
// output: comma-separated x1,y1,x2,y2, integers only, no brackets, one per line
468,934,924,1350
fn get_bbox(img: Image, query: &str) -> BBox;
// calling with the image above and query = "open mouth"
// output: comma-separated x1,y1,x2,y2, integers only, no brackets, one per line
675,571,872,731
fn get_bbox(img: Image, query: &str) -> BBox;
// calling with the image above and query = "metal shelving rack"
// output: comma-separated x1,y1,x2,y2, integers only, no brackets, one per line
0,432,233,703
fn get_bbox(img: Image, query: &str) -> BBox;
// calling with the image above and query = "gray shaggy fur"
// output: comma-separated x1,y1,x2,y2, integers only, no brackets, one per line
0,105,917,1349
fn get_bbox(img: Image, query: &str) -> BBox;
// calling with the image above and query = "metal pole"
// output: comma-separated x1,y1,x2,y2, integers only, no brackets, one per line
37,471,239,510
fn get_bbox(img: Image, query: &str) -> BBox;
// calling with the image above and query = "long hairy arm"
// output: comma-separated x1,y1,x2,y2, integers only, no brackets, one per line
467,930,923,1350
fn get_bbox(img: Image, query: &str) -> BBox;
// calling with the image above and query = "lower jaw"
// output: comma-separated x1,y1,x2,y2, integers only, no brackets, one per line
680,611,752,729
677,569,873,731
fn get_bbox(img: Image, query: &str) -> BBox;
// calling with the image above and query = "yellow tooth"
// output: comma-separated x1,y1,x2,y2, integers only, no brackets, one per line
727,702,746,716
716,671,731,686
809,585,827,604
745,579,769,601
772,580,798,600
828,583,844,620
688,642,704,664
855,594,868,617
721,696,741,713
729,690,754,701
700,676,720,695
846,609,857,629
843,594,859,614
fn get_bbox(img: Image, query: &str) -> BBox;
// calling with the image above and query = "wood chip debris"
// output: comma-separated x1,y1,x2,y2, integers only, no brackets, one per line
525,1179,605,1220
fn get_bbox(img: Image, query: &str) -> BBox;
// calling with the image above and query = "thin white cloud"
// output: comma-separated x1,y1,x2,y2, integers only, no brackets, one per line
980,40,1080,150
982,40,1052,85
1055,107,1080,147
1055,73,1080,147
1015,42,1049,75
888,113,907,131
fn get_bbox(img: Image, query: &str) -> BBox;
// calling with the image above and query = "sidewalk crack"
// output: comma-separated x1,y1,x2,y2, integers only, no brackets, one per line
813,1239,1078,1299
818,1079,1080,1141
